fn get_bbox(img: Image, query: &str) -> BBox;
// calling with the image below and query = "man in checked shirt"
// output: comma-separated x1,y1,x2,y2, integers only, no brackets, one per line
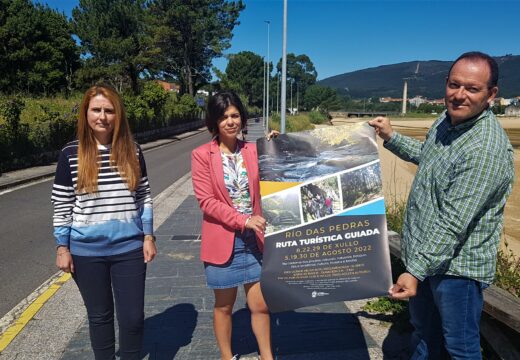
369,52,514,359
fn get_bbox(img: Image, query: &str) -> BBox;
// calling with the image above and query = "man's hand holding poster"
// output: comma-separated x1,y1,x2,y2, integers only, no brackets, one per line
257,123,392,312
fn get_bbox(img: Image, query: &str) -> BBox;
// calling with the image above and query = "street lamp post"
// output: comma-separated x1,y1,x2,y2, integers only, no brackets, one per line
277,73,280,114
296,82,299,113
263,60,266,125
265,20,270,132
280,0,287,133
290,79,293,115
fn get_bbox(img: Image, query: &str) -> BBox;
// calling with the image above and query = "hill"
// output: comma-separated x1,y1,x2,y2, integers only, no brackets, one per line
318,55,520,99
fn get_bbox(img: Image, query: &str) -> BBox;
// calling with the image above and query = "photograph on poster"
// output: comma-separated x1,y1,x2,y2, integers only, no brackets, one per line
257,123,378,183
301,176,341,223
340,162,383,210
263,187,302,234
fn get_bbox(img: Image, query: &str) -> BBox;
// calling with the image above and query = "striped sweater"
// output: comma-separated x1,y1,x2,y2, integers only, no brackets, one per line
52,140,153,256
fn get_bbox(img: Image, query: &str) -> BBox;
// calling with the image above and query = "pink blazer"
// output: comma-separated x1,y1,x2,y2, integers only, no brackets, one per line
191,139,264,264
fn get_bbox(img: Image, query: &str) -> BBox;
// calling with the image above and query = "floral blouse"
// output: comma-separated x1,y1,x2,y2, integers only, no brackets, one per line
221,148,253,215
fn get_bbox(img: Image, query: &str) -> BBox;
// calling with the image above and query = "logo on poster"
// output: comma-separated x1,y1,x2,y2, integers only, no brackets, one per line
311,291,330,298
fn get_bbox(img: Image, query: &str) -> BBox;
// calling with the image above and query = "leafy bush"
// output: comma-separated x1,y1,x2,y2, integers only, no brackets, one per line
386,197,407,236
269,112,314,133
0,99,30,170
363,297,406,315
362,296,412,333
0,99,25,132
495,239,520,297
308,110,329,124
247,105,261,117
141,82,169,125
29,105,77,151
0,87,202,171
125,84,202,132
172,94,198,118
124,94,155,132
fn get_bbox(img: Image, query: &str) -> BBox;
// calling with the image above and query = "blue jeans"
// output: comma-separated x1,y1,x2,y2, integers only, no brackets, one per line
72,248,146,360
204,230,262,289
409,275,486,359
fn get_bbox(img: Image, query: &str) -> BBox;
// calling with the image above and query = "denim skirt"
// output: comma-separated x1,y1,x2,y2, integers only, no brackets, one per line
204,230,263,289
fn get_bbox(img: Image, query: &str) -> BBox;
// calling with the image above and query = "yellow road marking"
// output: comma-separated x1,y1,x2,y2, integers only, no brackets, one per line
0,272,71,352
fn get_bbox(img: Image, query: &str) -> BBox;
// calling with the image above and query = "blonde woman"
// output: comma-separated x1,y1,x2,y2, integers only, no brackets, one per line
52,85,156,360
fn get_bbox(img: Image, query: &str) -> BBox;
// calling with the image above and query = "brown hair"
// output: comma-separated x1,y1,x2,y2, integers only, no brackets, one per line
76,85,140,193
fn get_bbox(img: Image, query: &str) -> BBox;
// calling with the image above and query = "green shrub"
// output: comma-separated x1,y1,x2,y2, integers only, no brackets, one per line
124,94,154,132
0,98,25,134
141,82,169,126
173,94,198,118
20,96,80,124
495,239,520,297
308,110,329,124
386,197,407,236
363,297,406,314
0,99,31,168
0,89,202,171
268,112,314,133
247,105,261,117
362,296,412,333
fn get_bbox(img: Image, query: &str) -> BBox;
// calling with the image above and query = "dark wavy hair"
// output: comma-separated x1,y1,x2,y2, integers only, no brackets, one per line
205,91,248,136
448,51,499,88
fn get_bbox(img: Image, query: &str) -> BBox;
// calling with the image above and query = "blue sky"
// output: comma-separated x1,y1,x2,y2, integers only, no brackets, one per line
40,0,520,80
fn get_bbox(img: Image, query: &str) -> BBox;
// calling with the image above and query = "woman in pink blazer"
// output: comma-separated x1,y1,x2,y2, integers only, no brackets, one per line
191,91,273,360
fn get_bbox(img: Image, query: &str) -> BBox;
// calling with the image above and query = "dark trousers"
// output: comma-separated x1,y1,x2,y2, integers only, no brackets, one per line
72,248,146,360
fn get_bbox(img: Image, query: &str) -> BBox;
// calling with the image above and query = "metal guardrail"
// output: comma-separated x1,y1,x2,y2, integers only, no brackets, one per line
387,231,520,358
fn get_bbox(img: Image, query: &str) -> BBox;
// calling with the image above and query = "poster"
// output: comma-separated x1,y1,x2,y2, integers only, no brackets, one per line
257,123,392,312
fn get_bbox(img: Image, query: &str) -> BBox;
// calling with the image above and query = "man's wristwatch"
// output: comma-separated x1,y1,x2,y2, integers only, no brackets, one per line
144,235,156,242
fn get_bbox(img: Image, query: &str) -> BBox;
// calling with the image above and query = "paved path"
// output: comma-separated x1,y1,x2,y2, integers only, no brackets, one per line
60,193,390,359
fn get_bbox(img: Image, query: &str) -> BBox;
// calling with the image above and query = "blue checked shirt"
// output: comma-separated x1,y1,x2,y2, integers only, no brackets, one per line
384,109,514,284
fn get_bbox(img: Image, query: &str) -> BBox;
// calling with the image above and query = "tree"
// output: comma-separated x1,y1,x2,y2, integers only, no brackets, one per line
276,53,317,99
149,0,244,96
72,0,155,94
304,85,342,111
224,51,266,107
0,0,79,94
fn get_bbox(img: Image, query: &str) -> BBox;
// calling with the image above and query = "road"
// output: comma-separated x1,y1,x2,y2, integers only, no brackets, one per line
0,131,209,318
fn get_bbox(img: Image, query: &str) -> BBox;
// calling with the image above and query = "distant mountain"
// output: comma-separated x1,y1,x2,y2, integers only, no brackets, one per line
318,55,520,99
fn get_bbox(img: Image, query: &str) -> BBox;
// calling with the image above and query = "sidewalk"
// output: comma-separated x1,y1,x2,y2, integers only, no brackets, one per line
0,124,410,359
61,192,387,359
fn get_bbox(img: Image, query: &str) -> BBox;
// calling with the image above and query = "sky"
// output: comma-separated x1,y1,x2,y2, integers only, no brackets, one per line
40,0,520,80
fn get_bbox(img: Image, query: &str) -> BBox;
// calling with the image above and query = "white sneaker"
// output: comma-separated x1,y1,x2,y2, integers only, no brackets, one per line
230,355,238,360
